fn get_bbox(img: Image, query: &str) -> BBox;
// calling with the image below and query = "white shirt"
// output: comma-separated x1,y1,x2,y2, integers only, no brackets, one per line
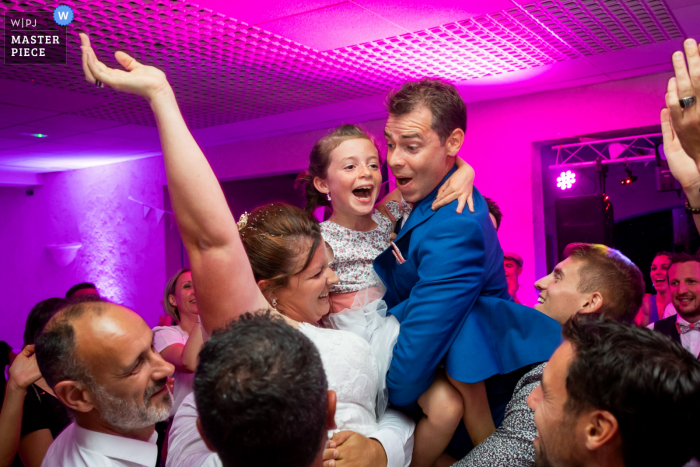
648,315,700,358
167,393,415,467
153,324,194,418
41,422,158,467
662,301,678,320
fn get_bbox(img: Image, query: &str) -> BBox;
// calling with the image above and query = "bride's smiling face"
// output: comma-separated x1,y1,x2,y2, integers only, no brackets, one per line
273,239,339,323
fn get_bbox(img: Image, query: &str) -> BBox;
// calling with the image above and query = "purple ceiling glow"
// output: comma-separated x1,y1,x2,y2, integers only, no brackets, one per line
0,0,683,130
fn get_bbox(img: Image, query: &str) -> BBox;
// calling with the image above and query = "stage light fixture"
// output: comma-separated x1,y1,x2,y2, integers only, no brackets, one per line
556,170,576,190
621,166,637,185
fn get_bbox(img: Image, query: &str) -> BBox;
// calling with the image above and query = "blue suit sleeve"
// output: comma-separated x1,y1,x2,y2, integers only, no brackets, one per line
387,216,486,407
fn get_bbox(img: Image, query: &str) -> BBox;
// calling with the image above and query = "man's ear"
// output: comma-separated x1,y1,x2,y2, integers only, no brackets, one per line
168,294,177,307
313,177,329,195
445,128,465,157
581,292,604,314
53,380,95,413
326,390,337,430
196,417,218,452
584,410,619,452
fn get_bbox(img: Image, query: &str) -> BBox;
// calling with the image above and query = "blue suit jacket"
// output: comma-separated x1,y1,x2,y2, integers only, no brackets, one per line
374,167,560,408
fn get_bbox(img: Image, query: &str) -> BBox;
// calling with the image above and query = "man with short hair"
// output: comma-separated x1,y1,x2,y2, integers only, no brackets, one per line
503,252,523,304
168,312,337,467
373,78,561,459
65,282,99,299
650,252,700,359
529,314,700,467
455,243,645,467
35,297,174,467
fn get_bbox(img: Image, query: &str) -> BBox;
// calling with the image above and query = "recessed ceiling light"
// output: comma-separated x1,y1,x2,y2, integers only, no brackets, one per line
20,133,49,138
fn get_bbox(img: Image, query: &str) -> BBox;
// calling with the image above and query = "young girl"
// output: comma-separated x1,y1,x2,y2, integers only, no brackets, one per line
297,124,486,467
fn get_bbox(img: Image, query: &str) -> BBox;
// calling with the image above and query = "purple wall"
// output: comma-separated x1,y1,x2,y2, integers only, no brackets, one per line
0,157,166,349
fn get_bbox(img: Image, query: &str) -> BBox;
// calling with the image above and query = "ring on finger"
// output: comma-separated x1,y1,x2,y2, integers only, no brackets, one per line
680,96,696,108
95,79,104,88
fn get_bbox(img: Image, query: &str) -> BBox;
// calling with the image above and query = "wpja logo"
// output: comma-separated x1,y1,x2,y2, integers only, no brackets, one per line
4,9,69,64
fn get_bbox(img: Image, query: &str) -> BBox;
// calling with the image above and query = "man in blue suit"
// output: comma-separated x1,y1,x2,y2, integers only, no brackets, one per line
373,79,560,459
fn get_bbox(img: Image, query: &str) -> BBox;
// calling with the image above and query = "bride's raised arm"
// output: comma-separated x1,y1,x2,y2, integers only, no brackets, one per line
79,34,269,333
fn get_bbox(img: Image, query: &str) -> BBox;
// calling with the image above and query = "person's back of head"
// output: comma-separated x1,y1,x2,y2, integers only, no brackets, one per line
23,297,67,347
194,312,332,467
565,243,645,323
562,314,700,466
484,197,502,231
65,282,99,299
386,78,466,144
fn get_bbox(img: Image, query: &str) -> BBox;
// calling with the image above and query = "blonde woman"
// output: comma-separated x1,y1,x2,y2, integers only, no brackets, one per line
153,269,204,418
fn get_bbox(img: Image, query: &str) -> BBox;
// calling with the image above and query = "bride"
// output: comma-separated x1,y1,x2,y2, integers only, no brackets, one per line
78,34,414,467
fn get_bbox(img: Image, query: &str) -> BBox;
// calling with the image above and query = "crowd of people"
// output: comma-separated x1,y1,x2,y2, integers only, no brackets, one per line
2,34,700,467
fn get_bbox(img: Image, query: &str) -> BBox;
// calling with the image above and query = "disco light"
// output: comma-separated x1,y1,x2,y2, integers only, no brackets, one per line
621,166,637,185
556,170,576,190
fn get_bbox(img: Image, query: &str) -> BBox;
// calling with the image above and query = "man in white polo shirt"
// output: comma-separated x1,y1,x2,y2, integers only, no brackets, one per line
35,297,175,467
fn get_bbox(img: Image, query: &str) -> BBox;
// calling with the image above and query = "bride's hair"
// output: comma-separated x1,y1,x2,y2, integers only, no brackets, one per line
296,124,379,216
238,203,322,298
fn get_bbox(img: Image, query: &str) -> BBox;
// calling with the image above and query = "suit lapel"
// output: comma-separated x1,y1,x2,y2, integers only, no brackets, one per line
394,166,458,244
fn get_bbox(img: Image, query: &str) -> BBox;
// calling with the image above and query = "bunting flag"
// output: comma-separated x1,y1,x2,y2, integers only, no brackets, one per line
129,196,175,227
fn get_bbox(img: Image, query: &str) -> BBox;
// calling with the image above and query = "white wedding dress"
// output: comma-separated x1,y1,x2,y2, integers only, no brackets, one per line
298,324,380,435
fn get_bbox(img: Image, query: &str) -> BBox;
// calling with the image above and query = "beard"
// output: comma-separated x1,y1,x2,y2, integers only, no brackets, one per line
91,377,172,431
534,438,555,467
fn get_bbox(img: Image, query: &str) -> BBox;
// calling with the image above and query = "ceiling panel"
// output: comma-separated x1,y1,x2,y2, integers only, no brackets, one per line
190,0,342,26
260,2,406,51
0,125,84,141
0,104,59,128
353,0,514,32
30,114,124,132
0,84,114,113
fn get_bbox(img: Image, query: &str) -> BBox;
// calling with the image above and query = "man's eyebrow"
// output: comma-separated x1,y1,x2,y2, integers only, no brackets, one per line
401,133,421,139
553,266,564,278
383,129,392,138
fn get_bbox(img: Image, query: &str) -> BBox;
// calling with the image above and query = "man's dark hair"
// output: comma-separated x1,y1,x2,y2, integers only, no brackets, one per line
564,243,644,323
485,197,502,230
386,78,466,144
668,252,700,268
194,312,328,467
23,297,67,347
65,282,98,299
35,296,108,389
562,314,700,466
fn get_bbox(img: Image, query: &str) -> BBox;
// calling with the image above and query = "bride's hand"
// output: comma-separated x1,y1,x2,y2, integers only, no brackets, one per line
79,33,171,101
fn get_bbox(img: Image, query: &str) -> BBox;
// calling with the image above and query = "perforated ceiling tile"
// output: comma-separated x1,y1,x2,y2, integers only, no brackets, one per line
0,0,684,129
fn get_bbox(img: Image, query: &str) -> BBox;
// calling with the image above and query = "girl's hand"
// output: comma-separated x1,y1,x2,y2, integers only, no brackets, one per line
80,33,171,102
432,159,475,214
7,345,41,391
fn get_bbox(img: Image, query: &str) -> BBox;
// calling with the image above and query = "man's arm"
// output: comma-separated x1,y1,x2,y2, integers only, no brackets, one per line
388,216,487,407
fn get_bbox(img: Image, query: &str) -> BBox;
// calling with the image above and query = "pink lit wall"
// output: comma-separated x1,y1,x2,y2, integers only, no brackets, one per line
0,157,167,350
201,72,672,308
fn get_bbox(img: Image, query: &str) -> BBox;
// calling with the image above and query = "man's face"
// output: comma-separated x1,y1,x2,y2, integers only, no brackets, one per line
527,341,581,467
534,257,590,325
76,304,174,431
668,261,700,322
384,106,454,204
504,259,522,282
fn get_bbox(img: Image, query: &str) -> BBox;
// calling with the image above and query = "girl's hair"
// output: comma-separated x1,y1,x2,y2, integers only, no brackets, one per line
239,203,322,298
296,124,378,216
163,268,191,324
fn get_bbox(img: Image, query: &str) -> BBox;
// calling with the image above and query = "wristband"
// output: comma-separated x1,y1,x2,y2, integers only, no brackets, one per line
685,198,700,214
